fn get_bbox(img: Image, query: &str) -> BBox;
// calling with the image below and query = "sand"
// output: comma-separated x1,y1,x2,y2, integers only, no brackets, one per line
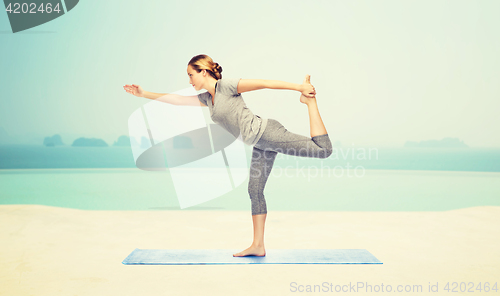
1,205,499,295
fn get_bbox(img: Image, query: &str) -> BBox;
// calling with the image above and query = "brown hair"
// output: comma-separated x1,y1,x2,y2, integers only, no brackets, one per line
188,54,223,80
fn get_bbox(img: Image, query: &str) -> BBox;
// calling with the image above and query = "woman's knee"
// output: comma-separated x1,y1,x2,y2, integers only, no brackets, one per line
248,181,258,196
312,134,333,158
248,176,264,196
321,147,333,158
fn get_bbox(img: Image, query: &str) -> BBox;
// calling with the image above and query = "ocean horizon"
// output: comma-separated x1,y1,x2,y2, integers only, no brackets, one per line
0,144,499,172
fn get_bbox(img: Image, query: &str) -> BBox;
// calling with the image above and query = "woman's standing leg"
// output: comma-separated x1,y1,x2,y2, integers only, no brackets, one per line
233,146,277,257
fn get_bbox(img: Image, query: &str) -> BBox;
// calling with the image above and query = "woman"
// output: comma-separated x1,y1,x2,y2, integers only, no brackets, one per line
123,54,332,257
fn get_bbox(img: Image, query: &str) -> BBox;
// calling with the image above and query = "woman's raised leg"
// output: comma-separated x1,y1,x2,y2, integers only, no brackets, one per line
301,95,328,137
300,75,328,137
254,118,333,159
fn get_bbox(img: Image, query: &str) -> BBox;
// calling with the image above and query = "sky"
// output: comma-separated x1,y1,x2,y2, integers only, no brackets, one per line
0,0,499,148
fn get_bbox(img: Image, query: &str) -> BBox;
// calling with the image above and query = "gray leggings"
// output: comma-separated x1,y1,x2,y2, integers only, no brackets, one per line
248,119,333,215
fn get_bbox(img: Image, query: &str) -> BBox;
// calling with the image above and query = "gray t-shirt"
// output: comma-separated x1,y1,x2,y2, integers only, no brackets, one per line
197,78,268,146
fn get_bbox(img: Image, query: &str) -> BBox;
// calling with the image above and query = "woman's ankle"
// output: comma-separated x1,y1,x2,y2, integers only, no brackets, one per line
306,97,318,107
252,242,265,247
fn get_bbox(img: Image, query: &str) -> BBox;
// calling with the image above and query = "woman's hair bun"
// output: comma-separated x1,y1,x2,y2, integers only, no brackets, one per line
213,62,222,74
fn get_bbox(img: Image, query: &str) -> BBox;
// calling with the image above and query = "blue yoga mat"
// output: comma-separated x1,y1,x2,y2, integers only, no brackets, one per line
122,248,382,265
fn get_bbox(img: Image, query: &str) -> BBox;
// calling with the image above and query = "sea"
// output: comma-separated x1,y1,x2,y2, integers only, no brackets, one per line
1,145,499,211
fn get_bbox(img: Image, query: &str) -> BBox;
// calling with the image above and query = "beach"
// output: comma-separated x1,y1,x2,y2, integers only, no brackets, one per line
1,205,499,295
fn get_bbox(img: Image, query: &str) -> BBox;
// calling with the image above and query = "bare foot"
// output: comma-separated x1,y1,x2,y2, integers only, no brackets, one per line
300,74,316,105
300,93,317,105
233,244,266,257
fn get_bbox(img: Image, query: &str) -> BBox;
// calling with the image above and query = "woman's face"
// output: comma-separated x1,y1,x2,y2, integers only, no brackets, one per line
187,65,204,91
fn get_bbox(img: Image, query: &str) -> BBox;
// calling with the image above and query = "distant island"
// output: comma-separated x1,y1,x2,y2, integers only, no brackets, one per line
39,135,135,147
123,136,148,148
1,129,477,149
43,134,64,147
72,137,108,147
113,135,131,146
404,137,468,148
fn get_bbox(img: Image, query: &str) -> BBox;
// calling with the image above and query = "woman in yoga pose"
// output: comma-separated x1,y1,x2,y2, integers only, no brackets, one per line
123,54,332,257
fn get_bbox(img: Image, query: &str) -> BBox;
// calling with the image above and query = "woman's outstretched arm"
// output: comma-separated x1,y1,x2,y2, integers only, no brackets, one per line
143,91,168,100
123,84,206,106
237,75,316,97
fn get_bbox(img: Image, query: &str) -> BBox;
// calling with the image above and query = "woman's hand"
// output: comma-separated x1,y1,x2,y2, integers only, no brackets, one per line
123,84,145,97
300,75,316,98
